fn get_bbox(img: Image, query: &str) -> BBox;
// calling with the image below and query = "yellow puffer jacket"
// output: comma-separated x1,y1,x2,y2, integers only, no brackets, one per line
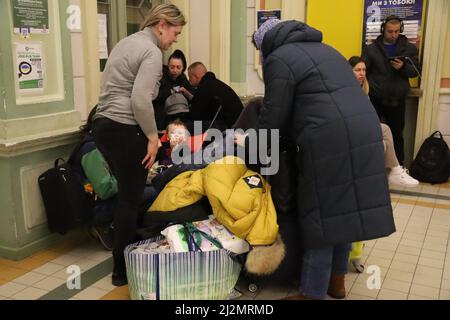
149,156,279,246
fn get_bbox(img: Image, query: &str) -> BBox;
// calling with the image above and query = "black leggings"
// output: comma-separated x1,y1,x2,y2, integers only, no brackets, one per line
92,117,148,272
370,97,406,164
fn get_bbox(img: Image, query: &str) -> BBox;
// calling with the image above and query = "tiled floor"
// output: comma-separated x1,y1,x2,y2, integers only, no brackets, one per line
1,182,449,300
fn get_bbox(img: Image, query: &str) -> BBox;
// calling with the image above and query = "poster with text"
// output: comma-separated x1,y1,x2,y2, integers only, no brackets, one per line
13,0,49,35
257,9,282,29
362,0,425,48
15,43,44,93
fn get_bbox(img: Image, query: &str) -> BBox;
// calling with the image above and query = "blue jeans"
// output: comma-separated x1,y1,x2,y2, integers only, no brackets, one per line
300,243,352,299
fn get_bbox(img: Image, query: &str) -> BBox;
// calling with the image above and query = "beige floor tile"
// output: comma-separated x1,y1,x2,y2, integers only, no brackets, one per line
50,254,81,267
33,276,66,291
33,262,66,276
365,256,392,268
378,289,408,300
10,287,48,300
418,256,445,269
385,269,414,283
369,248,396,260
52,269,72,281
393,253,419,264
404,227,427,235
349,283,380,299
346,293,375,300
439,289,450,300
75,258,100,272
413,274,442,289
415,265,443,277
401,232,426,242
373,241,398,252
73,287,109,300
345,272,359,282
12,272,47,286
410,284,440,299
422,242,447,253
0,282,27,298
389,261,417,273
408,294,433,300
443,269,450,280
424,236,448,246
425,229,449,239
396,245,421,256
441,279,450,291
427,224,450,233
381,278,411,293
399,239,423,249
420,250,446,260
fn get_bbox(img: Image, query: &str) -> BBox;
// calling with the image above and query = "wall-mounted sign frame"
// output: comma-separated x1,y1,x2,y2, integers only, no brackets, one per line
12,0,50,35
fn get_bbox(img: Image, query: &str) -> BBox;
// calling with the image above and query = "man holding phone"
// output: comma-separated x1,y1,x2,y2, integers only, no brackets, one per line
363,15,420,164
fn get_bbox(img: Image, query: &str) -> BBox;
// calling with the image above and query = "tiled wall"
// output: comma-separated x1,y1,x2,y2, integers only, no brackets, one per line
438,91,450,147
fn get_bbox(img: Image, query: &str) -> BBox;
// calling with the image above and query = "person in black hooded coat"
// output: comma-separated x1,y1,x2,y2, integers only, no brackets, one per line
248,19,395,300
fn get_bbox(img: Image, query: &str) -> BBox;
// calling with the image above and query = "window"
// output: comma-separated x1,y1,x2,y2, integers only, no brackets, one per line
126,0,162,36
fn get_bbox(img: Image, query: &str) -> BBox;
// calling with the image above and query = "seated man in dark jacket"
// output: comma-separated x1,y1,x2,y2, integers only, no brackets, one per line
153,49,195,131
185,62,243,133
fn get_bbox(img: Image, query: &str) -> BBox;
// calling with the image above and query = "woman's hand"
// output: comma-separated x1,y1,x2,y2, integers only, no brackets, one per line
142,134,161,170
179,87,194,100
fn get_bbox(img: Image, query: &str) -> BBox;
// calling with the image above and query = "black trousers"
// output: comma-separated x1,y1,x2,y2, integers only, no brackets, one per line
370,97,406,164
92,117,148,273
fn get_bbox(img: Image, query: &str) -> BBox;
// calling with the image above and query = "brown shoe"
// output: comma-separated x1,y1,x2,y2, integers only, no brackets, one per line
327,274,346,299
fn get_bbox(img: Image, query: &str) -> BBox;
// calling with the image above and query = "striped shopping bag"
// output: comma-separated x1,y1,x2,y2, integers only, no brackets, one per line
124,235,242,300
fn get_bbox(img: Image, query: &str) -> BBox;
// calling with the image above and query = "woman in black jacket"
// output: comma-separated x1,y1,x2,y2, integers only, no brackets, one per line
248,19,395,300
153,49,194,130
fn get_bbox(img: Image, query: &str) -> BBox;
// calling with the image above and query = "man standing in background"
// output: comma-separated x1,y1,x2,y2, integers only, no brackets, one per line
363,15,420,164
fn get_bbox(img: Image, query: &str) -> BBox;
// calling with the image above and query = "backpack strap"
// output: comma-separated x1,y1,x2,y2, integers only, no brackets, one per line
430,131,444,140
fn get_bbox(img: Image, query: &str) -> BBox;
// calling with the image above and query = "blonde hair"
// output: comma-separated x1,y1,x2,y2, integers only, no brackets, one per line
140,4,186,30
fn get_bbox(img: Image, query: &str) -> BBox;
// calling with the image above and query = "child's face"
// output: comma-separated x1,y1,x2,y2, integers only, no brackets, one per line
168,125,188,148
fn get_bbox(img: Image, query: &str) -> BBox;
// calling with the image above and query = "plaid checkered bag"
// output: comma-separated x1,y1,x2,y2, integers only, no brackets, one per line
125,226,242,300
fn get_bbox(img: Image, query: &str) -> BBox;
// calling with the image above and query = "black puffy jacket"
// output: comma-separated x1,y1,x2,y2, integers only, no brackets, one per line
257,21,395,249
363,35,419,105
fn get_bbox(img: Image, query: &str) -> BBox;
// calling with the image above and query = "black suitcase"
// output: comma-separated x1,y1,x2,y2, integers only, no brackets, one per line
38,146,94,234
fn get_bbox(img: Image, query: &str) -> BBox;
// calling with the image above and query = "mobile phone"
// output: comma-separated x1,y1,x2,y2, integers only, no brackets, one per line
388,56,406,62
173,86,181,92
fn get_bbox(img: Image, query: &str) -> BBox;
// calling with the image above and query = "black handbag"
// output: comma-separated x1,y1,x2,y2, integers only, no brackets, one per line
38,142,94,234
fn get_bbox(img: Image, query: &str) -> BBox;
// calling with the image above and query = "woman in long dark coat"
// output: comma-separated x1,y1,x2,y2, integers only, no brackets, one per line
248,19,395,300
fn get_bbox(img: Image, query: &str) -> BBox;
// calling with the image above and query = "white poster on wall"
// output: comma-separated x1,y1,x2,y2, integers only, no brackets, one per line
15,42,45,93
98,14,109,59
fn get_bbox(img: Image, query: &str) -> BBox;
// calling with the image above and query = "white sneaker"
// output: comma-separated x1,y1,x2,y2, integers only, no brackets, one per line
388,167,419,188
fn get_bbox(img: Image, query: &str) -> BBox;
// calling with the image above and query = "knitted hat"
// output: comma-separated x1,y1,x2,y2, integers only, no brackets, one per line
165,93,189,115
253,18,282,50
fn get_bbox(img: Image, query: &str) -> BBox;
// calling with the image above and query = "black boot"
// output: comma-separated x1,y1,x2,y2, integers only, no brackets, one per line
112,253,128,287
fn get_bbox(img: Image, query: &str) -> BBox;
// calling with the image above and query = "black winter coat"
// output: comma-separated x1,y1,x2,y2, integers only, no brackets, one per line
153,66,194,130
363,35,419,105
188,72,244,131
257,21,395,249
